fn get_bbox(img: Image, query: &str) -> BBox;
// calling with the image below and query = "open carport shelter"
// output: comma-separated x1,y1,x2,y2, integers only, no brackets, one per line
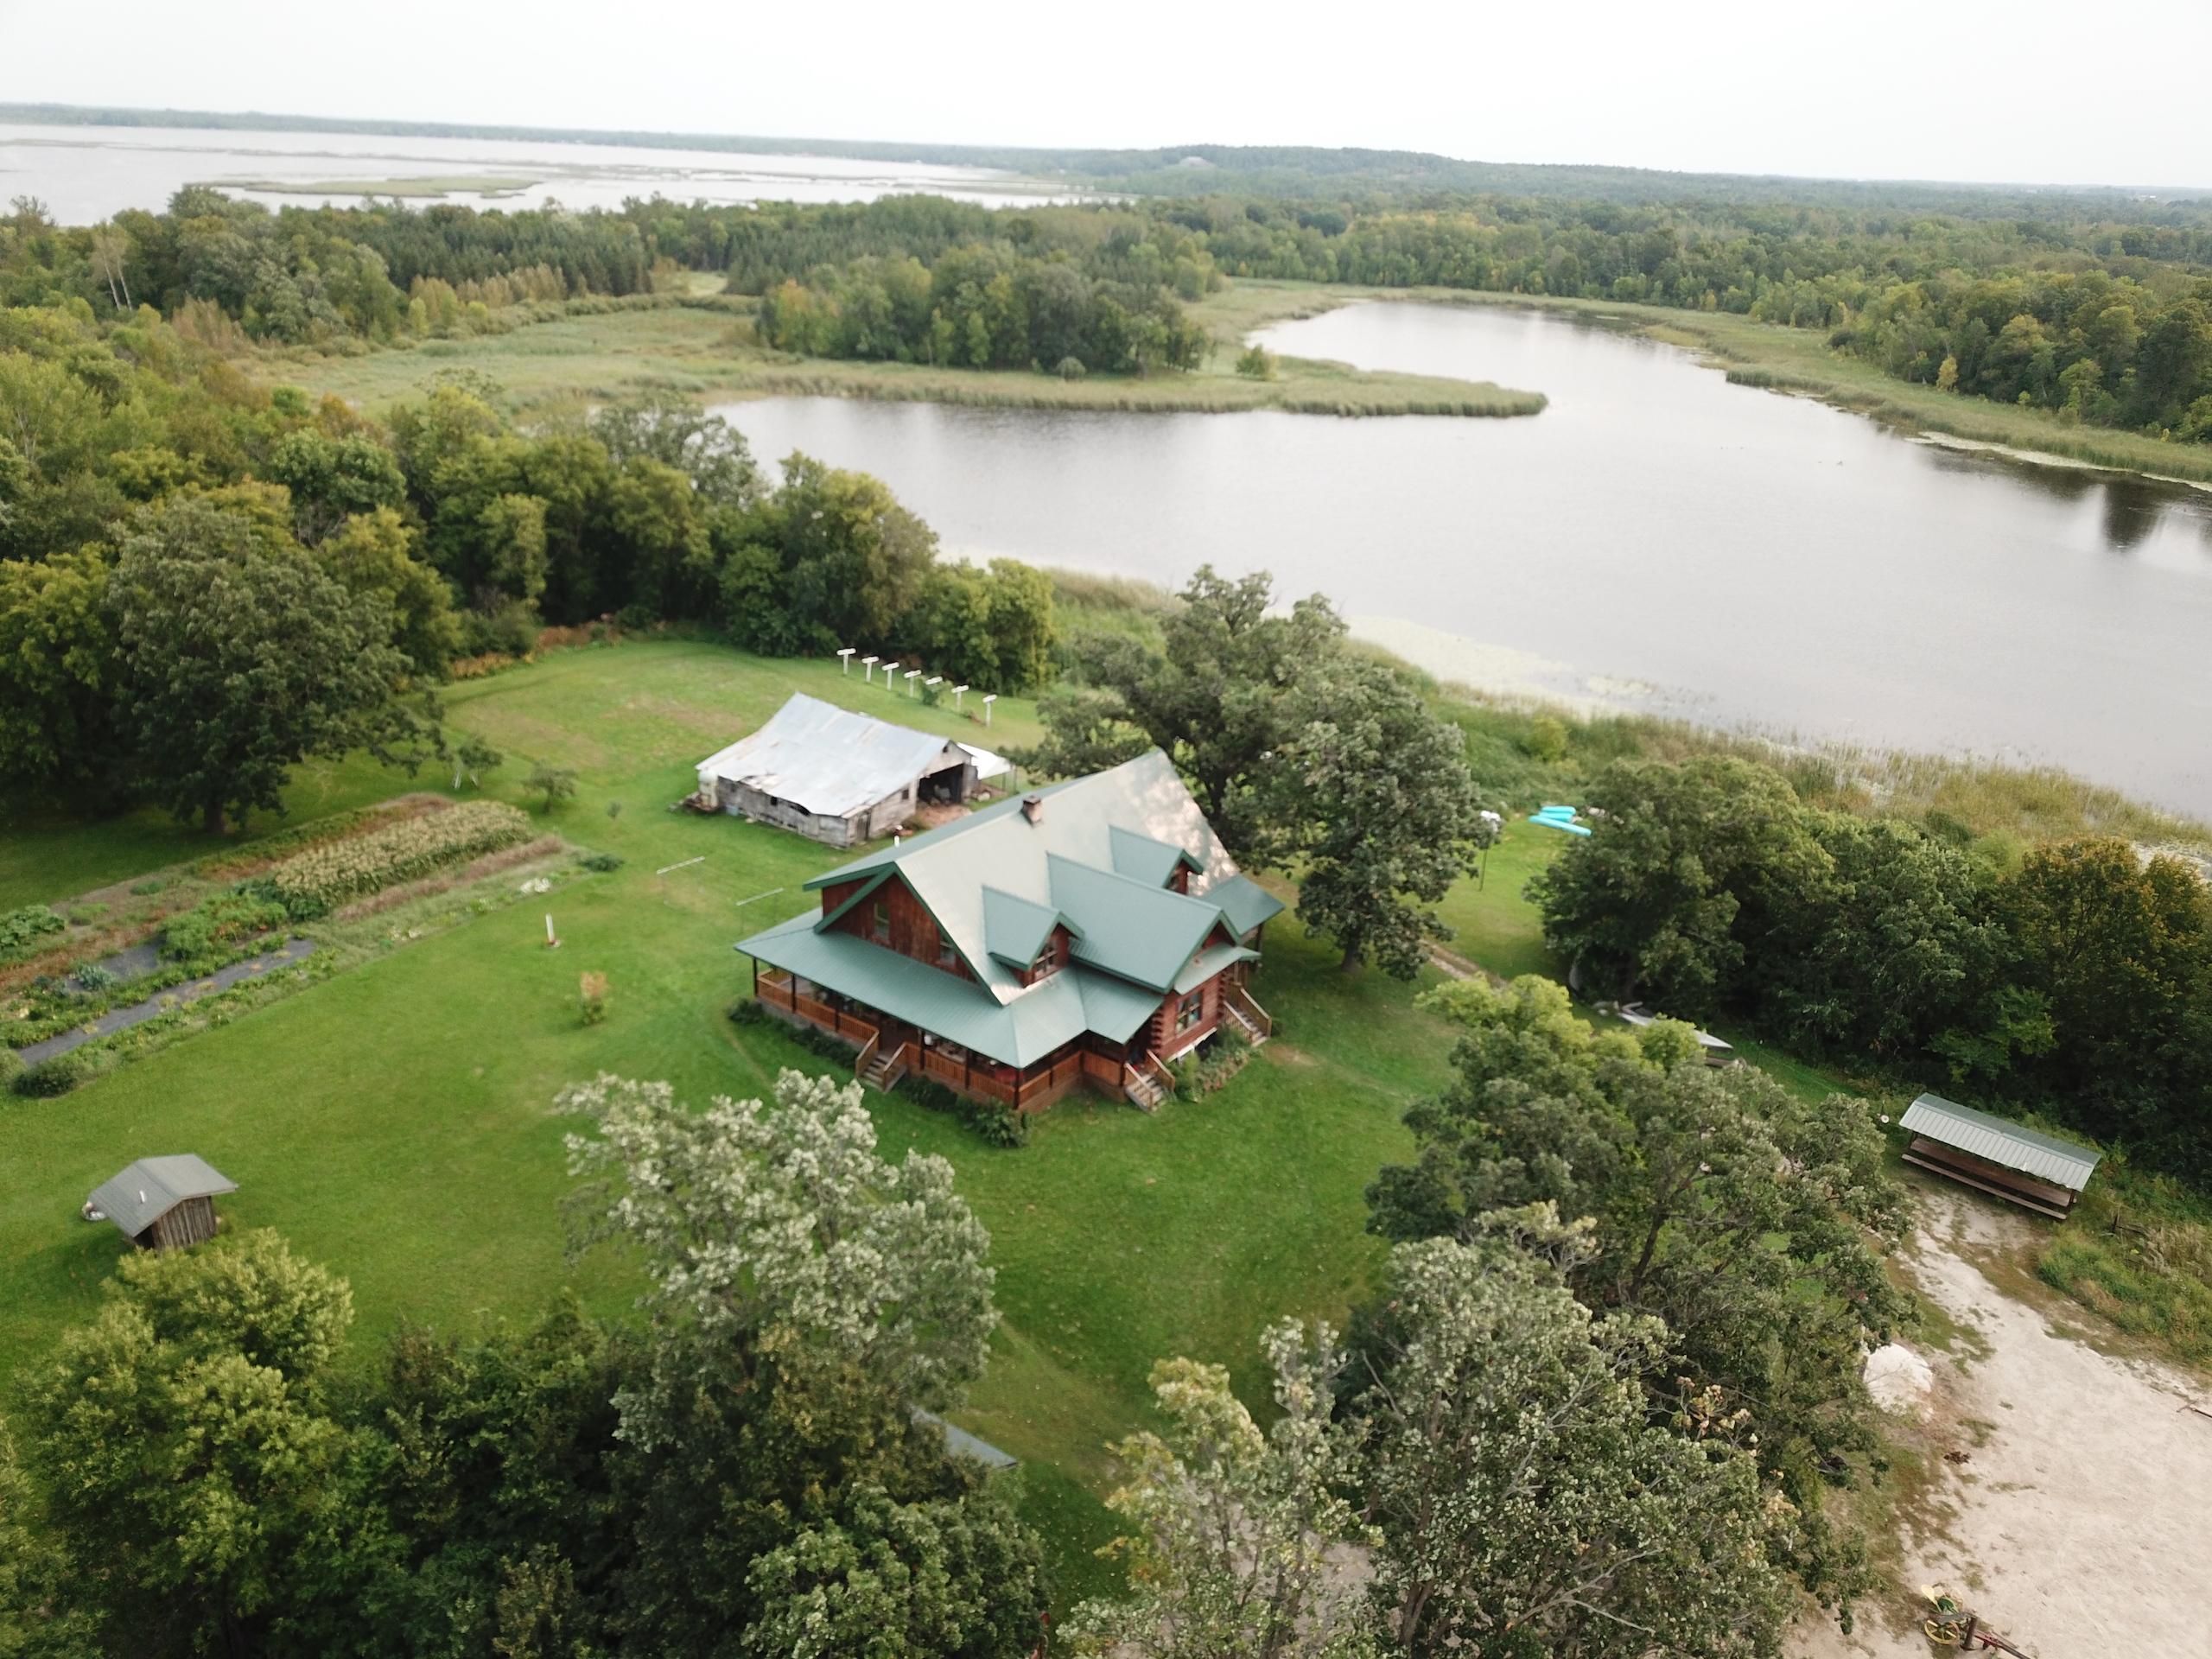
1898,1094,2101,1219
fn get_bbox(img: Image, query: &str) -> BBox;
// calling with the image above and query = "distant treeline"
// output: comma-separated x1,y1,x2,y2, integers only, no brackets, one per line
6,180,2210,433
8,101,2210,211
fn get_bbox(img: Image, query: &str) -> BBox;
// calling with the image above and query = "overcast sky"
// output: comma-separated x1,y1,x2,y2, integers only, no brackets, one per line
3,0,2208,189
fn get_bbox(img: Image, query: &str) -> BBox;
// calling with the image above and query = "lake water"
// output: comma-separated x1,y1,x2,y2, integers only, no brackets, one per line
715,302,2212,818
0,123,1061,224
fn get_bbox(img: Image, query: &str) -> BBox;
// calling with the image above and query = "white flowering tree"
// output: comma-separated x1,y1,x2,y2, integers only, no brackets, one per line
559,1070,997,1445
1068,1319,1382,1659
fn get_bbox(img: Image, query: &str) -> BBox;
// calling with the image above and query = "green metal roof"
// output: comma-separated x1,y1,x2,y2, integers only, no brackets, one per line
1899,1094,2103,1192
1200,871,1285,938
1077,969,1168,1046
1048,854,1222,992
743,751,1276,1060
1174,943,1261,995
1109,824,1203,886
982,887,1068,968
797,751,1256,1004
744,911,1088,1067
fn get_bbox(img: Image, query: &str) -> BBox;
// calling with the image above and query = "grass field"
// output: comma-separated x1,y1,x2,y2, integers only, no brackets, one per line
257,287,1547,420
0,638,1481,1597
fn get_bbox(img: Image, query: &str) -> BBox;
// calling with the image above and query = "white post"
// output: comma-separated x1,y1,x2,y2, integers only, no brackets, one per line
836,647,855,675
982,693,996,728
861,654,880,683
904,670,921,697
884,664,897,694
544,913,559,949
952,683,969,711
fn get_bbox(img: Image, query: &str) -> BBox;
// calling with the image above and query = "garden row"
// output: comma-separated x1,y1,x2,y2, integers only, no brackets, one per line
5,802,542,1097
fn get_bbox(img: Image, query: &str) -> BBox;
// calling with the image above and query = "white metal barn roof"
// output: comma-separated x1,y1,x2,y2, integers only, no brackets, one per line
1899,1094,2102,1192
696,694,960,818
957,742,1011,781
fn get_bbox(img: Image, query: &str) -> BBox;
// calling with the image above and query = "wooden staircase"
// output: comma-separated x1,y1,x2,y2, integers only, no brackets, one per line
1122,1054,1174,1113
861,1041,911,1092
1224,985,1273,1046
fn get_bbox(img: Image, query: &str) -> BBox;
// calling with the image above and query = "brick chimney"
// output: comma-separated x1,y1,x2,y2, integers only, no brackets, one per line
1021,793,1044,824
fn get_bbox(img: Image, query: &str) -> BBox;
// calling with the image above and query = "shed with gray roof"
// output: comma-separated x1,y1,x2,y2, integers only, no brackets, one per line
1897,1094,2101,1218
696,693,978,846
86,1154,236,1251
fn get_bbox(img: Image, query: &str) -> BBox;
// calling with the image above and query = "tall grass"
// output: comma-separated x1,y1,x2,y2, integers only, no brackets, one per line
2038,1154,2212,1364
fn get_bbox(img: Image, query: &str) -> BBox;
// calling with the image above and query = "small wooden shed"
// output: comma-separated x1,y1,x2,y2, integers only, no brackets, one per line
87,1154,237,1251
1897,1095,2101,1219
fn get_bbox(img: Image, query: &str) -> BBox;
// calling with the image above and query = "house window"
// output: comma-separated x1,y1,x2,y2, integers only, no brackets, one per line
871,900,891,944
1174,987,1205,1033
1029,944,1060,983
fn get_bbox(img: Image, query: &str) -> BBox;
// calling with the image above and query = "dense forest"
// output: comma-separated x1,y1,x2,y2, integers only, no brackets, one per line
6,179,2211,438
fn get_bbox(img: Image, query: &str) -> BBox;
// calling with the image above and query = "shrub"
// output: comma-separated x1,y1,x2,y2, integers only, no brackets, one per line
0,1048,19,1087
265,802,534,918
579,971,609,1027
1236,344,1277,380
896,1071,1028,1147
1523,715,1570,765
130,879,166,897
0,906,67,955
12,1047,95,1097
524,765,580,814
579,852,625,873
73,963,119,994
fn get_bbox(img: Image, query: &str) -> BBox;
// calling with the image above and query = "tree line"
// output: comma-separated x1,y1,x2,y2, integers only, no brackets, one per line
0,302,1061,829
10,184,2208,429
1532,753,2212,1179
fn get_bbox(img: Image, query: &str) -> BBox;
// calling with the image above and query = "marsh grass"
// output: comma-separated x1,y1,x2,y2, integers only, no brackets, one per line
257,283,1547,420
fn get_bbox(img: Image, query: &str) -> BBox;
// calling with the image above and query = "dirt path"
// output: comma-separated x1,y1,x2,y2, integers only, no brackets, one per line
1796,1190,2212,1658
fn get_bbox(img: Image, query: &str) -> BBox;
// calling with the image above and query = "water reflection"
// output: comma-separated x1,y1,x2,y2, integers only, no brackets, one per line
717,302,2212,817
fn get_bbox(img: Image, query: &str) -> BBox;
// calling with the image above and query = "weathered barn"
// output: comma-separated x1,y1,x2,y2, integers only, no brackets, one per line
695,693,978,847
86,1154,237,1251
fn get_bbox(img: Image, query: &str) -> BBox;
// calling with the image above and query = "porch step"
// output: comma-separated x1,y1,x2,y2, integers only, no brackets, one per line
861,1052,908,1091
1124,1071,1169,1113
1225,1001,1268,1046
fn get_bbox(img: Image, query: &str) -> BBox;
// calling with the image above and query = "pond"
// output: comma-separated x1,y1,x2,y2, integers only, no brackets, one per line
716,302,2212,819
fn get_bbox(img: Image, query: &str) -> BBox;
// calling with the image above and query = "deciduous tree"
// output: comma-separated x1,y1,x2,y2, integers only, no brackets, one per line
109,497,429,832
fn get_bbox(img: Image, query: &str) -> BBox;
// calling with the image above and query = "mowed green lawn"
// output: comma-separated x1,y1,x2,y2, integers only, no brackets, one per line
0,637,1488,1592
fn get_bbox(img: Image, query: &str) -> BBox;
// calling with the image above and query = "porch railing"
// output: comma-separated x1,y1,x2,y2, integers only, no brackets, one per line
758,970,880,1052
